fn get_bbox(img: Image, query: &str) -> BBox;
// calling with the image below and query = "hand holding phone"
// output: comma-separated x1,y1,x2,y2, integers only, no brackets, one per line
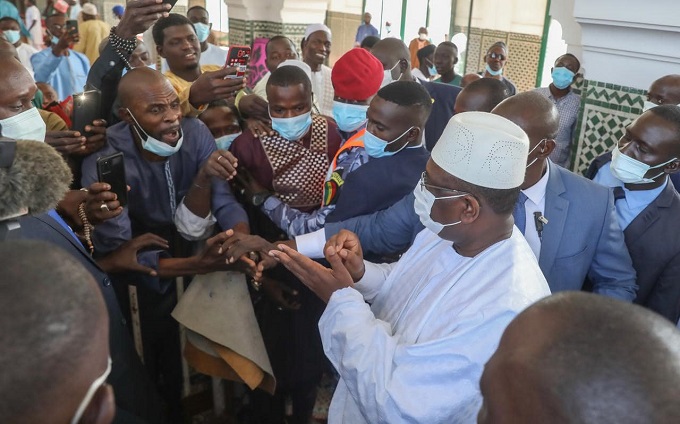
66,19,78,36
96,152,128,207
225,46,251,79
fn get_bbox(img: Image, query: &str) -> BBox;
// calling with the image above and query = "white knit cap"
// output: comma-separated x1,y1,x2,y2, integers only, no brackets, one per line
431,111,529,189
278,59,312,83
303,24,331,41
82,3,98,16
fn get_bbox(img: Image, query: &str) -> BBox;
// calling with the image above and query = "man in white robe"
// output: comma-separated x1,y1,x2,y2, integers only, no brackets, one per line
269,111,552,423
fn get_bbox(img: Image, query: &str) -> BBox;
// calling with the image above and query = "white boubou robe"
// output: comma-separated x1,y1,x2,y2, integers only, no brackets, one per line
320,227,551,424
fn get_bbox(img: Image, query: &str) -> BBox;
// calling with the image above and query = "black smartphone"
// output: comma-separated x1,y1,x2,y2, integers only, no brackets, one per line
162,0,179,9
72,89,101,135
66,19,78,35
96,152,128,207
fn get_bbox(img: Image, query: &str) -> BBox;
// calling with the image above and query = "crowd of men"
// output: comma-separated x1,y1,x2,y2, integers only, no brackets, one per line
1,0,679,423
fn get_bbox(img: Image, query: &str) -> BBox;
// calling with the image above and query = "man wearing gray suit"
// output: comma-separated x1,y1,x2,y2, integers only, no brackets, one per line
587,105,680,322
293,92,637,301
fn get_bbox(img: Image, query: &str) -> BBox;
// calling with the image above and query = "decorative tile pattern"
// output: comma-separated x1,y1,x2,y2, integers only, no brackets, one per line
461,27,542,93
228,19,289,47
571,79,647,174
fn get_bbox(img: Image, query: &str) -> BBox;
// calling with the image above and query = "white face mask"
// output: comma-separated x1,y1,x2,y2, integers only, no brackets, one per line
70,357,112,424
0,107,47,142
413,175,467,235
126,108,184,157
418,33,428,41
610,144,676,184
642,100,680,112
381,61,402,88
526,139,547,169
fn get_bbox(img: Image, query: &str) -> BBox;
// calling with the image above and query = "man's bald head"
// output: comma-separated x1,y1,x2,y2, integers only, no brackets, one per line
478,292,680,424
648,74,680,106
371,38,411,69
492,91,559,143
118,67,173,108
454,78,509,114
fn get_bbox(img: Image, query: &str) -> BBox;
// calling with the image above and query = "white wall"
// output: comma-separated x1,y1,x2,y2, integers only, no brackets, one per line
463,0,547,36
573,0,680,90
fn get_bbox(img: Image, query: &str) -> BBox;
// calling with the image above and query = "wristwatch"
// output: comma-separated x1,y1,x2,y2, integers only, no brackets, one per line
251,191,272,207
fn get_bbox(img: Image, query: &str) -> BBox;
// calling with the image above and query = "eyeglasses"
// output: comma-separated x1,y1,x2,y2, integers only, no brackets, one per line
487,52,506,61
419,171,470,198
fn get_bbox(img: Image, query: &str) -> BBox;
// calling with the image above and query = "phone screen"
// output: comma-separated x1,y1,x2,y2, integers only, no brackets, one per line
66,19,78,35
225,46,251,78
72,90,102,135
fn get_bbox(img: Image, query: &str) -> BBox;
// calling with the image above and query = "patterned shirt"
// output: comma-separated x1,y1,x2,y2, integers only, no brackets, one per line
534,86,581,168
311,65,334,117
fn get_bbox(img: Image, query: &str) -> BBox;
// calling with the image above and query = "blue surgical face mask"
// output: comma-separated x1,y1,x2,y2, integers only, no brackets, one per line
485,63,503,76
0,107,47,142
427,64,437,77
215,132,241,150
552,66,575,89
3,30,20,44
610,144,676,184
126,108,183,157
271,111,313,141
332,101,368,132
193,22,211,43
51,35,60,46
363,126,413,158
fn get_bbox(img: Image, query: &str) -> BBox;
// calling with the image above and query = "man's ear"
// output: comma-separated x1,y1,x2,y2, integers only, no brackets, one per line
665,159,680,174
406,127,421,144
156,43,164,58
209,23,213,31
460,194,481,224
80,384,115,424
398,58,409,73
118,107,133,125
454,56,459,65
541,139,557,158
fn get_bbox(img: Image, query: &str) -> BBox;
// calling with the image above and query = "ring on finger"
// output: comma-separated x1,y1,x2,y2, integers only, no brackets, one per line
100,203,110,212
217,155,224,162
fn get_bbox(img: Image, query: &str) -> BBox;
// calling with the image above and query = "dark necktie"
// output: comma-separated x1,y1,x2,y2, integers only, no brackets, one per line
613,186,626,202
513,191,529,234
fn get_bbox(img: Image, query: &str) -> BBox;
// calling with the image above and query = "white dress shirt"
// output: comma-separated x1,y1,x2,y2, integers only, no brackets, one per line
521,164,550,259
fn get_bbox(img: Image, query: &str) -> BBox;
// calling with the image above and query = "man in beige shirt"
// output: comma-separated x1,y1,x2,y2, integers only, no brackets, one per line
74,3,110,64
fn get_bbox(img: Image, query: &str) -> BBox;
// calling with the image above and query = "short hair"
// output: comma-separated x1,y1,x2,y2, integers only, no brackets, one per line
487,41,508,54
454,176,520,215
558,53,581,71
529,292,680,423
377,81,433,117
153,13,194,46
0,16,19,25
360,35,380,49
416,44,436,62
186,5,209,16
267,65,312,95
266,35,295,55
0,241,106,423
648,104,680,137
438,41,458,55
464,78,510,112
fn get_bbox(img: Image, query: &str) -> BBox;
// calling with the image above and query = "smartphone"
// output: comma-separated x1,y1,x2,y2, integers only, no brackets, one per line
162,0,179,9
96,152,128,207
66,19,78,35
225,46,251,79
72,90,102,135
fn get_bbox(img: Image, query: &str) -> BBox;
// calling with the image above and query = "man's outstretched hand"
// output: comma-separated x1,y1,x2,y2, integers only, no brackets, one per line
268,244,356,303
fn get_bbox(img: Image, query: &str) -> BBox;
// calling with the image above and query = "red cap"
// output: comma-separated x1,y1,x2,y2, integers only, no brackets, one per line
331,48,384,102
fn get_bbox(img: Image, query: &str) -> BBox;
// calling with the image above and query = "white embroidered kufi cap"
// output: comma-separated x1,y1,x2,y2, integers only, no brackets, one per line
303,24,332,41
278,59,313,83
431,111,529,189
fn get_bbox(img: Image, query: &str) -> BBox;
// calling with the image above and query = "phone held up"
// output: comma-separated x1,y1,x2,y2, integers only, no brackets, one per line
72,89,102,136
65,19,78,36
96,152,128,207
225,46,251,79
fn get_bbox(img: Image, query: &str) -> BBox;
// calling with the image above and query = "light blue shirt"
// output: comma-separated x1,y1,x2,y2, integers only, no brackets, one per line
31,48,91,101
593,161,667,230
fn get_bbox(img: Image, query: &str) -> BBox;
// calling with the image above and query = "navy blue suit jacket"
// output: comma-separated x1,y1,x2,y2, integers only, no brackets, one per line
14,213,165,423
325,161,637,301
421,81,461,151
587,154,680,322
